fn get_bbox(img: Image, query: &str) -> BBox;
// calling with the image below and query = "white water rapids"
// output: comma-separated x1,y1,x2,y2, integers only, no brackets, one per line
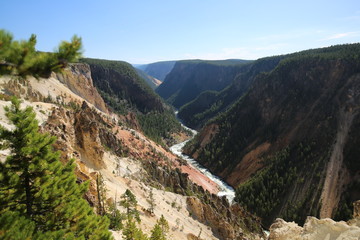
169,124,235,203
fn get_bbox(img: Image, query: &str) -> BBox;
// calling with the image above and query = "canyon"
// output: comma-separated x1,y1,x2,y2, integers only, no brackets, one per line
177,45,360,227
0,62,264,239
1,43,359,240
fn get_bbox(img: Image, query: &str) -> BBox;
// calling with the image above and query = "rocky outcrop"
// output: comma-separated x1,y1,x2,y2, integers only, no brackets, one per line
42,101,118,207
268,219,304,240
74,102,108,169
268,200,360,240
186,197,264,240
142,159,264,240
269,217,360,240
187,197,236,240
143,160,199,195
55,63,108,113
42,105,97,206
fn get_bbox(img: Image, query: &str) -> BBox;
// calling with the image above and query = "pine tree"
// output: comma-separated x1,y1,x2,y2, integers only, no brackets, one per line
106,190,126,231
158,215,169,234
97,172,107,216
147,187,156,215
120,189,140,222
119,189,149,240
150,215,169,240
0,211,36,240
0,98,112,239
0,29,82,78
123,217,148,240
106,200,126,231
150,224,164,240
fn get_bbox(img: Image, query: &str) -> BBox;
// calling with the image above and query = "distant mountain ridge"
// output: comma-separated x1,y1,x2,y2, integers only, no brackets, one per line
134,60,176,82
135,68,162,89
156,59,251,109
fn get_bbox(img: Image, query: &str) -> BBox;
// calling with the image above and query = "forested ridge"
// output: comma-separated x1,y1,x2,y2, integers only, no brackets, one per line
183,43,360,227
178,56,284,129
80,58,185,146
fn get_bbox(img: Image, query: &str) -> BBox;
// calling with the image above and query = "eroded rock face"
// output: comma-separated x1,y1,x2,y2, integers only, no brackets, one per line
74,102,106,169
302,217,360,240
45,101,108,170
42,102,117,206
42,105,98,206
186,196,236,240
268,219,303,240
55,63,108,113
186,196,264,240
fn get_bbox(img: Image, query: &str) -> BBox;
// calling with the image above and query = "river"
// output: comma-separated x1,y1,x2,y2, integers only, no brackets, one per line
169,124,236,203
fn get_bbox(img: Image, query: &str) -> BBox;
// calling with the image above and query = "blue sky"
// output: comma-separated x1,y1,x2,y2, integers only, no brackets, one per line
1,0,360,63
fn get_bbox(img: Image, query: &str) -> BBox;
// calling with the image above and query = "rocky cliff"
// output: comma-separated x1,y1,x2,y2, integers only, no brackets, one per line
55,63,108,113
184,44,360,227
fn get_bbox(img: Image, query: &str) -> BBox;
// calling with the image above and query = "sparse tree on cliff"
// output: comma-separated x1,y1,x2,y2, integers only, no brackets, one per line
0,97,112,239
147,187,156,215
97,172,107,216
0,29,82,78
150,224,164,240
120,189,140,222
123,217,148,240
150,215,169,240
120,189,148,240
